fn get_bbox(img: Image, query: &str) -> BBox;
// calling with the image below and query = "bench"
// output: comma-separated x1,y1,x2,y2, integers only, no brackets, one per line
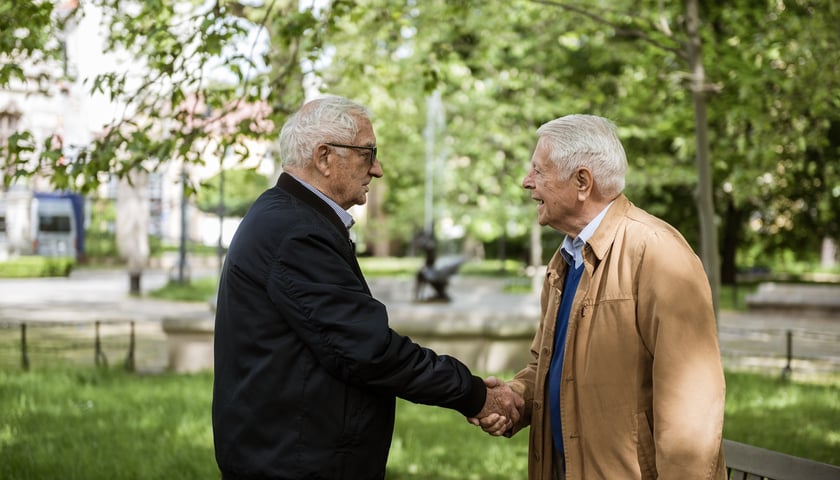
724,439,840,479
161,312,214,373
744,282,840,317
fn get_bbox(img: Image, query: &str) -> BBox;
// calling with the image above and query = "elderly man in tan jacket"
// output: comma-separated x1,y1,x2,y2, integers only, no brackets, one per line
473,114,726,479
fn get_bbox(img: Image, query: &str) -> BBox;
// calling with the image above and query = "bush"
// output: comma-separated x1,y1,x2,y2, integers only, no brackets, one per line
0,256,75,277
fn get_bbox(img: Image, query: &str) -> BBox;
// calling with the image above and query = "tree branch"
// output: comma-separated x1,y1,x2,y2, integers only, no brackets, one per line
528,0,685,59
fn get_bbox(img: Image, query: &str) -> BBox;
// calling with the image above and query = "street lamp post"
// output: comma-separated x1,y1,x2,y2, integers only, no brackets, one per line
217,150,226,274
176,165,190,284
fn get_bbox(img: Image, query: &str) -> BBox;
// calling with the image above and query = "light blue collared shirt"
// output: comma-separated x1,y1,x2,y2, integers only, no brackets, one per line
560,201,614,268
286,173,355,230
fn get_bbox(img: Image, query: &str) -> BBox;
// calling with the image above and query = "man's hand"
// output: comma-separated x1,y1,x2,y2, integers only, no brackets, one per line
467,376,524,436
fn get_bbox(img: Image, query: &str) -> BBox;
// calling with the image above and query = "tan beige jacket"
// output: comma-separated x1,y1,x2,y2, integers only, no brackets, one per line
509,195,726,480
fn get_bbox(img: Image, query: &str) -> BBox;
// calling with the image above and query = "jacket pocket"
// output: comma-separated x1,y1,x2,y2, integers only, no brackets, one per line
634,411,657,479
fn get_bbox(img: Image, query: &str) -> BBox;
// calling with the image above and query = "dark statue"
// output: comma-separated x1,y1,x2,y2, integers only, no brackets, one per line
413,229,464,302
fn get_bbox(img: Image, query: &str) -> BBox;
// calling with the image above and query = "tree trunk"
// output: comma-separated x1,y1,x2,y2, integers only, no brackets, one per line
685,0,721,318
720,198,744,285
821,237,838,269
129,272,141,296
116,171,150,295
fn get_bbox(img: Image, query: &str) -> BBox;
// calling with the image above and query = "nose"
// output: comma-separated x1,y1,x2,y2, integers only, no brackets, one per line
370,159,384,178
522,170,534,189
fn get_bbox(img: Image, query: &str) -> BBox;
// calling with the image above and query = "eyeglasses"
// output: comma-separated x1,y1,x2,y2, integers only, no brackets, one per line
325,142,377,165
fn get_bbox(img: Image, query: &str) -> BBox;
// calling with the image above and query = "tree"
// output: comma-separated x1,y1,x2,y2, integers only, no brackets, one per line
195,167,268,217
1,0,316,193
699,0,840,278
3,0,838,295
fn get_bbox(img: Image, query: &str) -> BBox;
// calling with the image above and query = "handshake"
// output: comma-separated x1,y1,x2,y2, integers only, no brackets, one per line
467,376,524,436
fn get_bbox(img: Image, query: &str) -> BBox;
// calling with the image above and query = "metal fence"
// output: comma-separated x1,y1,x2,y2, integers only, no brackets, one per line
718,325,840,377
0,320,147,371
1,319,838,378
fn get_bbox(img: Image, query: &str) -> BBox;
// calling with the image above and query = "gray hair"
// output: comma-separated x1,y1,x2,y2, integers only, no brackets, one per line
279,95,372,168
536,114,627,197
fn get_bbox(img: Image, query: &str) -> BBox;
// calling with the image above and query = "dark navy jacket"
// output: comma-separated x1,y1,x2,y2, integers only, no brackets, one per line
212,173,486,479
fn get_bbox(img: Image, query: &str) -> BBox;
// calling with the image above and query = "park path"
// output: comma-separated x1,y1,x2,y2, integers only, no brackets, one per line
0,269,838,378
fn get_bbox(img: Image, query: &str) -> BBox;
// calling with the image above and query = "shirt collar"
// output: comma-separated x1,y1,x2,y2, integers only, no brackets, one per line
286,173,355,229
561,201,614,268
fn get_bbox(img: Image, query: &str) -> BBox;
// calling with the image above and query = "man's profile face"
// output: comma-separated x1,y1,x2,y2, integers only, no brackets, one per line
522,138,578,234
326,116,383,210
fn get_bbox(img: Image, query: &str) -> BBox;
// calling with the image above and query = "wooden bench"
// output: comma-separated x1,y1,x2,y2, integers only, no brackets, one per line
724,439,840,479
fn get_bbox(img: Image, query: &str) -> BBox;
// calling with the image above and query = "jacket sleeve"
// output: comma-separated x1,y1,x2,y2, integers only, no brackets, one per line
267,227,486,417
635,231,726,479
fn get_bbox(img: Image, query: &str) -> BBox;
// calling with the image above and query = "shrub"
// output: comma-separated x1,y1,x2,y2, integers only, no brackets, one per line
0,256,75,277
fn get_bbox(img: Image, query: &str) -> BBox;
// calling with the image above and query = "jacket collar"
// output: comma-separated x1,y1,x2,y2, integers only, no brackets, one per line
586,194,631,263
275,172,350,240
545,194,631,285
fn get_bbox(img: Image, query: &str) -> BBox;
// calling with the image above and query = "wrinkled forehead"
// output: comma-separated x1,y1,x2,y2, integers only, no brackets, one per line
531,138,555,166
353,115,376,144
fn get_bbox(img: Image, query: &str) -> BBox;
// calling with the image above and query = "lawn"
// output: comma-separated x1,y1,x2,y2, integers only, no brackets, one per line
0,368,837,479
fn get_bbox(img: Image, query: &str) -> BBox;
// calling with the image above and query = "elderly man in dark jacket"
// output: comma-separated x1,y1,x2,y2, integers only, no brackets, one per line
212,95,522,480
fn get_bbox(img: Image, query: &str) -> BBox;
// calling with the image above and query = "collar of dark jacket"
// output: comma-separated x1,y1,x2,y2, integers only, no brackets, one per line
275,172,351,241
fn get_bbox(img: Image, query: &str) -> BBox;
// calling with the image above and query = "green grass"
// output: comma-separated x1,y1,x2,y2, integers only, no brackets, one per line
357,256,424,277
147,275,218,303
723,371,840,463
0,369,215,479
719,282,759,311
352,257,527,278
0,368,837,480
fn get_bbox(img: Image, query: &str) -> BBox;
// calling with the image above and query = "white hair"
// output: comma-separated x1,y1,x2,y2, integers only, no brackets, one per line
536,114,628,197
278,95,371,168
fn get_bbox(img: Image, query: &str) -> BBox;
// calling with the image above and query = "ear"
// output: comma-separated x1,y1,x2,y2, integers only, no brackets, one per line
575,167,594,201
313,144,331,176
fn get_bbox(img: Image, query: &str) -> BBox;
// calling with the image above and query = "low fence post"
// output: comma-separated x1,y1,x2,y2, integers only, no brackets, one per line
21,323,30,370
781,329,793,380
124,321,135,372
94,321,108,367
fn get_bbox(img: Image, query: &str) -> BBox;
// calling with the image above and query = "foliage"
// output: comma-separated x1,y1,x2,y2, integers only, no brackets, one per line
698,0,840,281
1,0,838,279
0,2,64,87
0,0,310,192
0,367,836,480
194,167,268,216
0,255,74,277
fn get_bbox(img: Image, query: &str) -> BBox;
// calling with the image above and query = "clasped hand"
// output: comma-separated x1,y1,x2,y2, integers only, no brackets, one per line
467,376,524,436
